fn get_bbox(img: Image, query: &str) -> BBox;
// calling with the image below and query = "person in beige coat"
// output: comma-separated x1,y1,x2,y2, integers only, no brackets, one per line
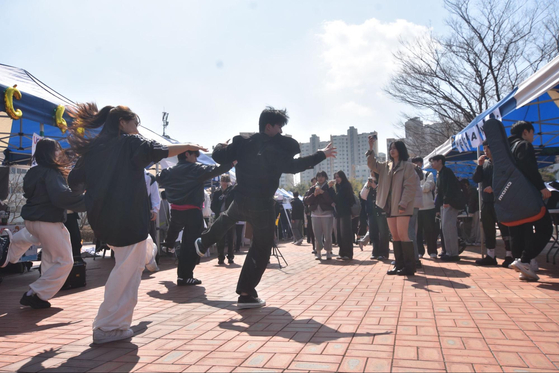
367,137,419,275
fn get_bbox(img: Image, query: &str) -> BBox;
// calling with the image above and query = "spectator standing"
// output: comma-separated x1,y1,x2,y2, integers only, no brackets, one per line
411,157,438,258
290,191,305,245
367,138,418,275
145,170,160,243
304,177,317,253
211,174,236,264
507,121,553,281
333,171,355,260
473,140,513,266
304,171,336,261
359,174,390,260
430,154,465,262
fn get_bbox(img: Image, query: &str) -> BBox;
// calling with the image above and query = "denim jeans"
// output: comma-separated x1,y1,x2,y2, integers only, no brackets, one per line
201,194,275,298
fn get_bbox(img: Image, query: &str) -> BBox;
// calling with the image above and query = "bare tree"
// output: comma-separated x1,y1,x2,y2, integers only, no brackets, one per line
386,0,559,134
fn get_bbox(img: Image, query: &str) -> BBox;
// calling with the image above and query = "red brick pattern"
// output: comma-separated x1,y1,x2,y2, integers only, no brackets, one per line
1,242,559,372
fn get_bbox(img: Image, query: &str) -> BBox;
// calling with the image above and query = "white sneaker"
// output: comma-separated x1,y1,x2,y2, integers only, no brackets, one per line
510,259,539,281
145,243,160,272
93,328,134,344
519,272,538,282
530,259,539,273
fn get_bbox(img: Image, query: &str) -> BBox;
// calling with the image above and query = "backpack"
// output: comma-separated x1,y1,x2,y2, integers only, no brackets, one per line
351,194,361,218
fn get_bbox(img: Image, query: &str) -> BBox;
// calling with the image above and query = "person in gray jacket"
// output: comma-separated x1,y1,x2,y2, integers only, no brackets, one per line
0,138,85,309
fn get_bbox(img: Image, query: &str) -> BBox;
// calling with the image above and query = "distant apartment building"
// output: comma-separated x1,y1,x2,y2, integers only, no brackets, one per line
299,127,378,184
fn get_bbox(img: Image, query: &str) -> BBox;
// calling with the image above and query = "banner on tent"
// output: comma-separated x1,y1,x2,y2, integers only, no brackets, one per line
31,133,43,167
454,108,501,153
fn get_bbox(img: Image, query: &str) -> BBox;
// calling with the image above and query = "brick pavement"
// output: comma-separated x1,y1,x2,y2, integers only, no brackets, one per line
1,241,559,372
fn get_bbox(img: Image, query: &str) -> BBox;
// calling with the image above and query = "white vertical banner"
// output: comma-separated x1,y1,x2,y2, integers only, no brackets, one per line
31,133,43,167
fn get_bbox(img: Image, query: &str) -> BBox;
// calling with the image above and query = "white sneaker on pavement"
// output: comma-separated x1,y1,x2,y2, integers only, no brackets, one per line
530,258,539,273
93,328,134,344
510,259,539,281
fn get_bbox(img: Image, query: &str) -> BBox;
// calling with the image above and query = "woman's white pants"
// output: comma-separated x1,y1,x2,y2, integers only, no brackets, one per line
9,222,73,301
93,239,147,332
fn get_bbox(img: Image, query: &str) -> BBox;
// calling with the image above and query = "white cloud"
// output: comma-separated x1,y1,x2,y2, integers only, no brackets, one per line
318,18,431,91
338,101,374,116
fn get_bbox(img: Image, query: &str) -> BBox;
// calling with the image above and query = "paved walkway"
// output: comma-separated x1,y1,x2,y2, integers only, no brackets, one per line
1,241,559,372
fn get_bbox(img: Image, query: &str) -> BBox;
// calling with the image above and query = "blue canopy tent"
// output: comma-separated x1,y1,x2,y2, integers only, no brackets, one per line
0,64,75,164
424,54,559,173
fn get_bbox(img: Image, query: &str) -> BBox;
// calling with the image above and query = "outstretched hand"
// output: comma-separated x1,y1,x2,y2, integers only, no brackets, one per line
320,142,337,158
368,135,376,149
185,143,208,152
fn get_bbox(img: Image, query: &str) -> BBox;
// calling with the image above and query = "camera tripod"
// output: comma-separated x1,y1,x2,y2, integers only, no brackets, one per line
270,242,288,269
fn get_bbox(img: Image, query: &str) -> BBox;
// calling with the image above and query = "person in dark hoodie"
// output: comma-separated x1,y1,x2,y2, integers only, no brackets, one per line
333,171,355,260
67,103,205,344
211,174,236,264
0,138,85,309
290,191,305,245
194,107,337,309
158,151,233,284
473,140,513,267
506,121,552,281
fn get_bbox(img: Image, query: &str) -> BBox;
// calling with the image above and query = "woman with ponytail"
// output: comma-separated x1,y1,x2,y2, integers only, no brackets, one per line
67,103,206,344
0,138,85,309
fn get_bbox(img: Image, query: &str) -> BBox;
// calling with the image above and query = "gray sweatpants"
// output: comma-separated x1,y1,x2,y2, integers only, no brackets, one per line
311,216,333,254
441,205,460,256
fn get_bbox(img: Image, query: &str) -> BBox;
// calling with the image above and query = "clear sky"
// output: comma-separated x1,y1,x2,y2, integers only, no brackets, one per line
1,0,448,154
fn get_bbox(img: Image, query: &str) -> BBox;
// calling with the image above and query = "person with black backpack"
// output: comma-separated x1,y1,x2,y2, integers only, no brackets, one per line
430,154,465,262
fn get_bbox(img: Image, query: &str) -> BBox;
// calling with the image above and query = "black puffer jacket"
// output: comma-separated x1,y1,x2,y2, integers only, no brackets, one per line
334,181,355,218
212,133,326,201
21,165,85,222
157,160,232,208
211,185,235,216
508,135,545,191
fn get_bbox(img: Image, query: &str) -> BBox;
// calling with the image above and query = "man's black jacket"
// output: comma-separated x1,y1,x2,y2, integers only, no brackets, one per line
290,197,304,220
157,160,232,208
212,133,326,201
436,166,464,210
211,185,235,216
473,160,495,204
508,135,545,191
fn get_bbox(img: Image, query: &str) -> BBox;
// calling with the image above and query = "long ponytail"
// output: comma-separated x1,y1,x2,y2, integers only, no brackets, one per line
68,102,139,155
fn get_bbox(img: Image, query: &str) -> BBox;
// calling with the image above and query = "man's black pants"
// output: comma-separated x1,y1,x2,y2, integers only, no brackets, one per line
480,202,510,250
417,208,437,256
217,225,235,262
201,195,275,297
64,212,82,258
510,209,553,263
165,209,203,280
306,214,315,248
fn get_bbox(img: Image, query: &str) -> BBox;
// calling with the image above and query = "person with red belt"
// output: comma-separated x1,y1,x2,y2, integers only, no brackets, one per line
157,150,233,286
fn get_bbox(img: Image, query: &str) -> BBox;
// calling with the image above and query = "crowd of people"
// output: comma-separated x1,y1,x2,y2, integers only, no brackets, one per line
0,104,552,346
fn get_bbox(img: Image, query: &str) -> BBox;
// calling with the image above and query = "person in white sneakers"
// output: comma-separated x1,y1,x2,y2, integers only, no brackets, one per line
67,103,206,344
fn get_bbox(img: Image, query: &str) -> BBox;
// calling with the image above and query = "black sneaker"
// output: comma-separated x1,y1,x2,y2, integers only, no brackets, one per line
228,259,234,264
502,256,514,268
475,255,497,266
20,292,51,309
0,231,12,268
440,255,460,262
217,260,225,265
177,278,202,286
237,295,266,309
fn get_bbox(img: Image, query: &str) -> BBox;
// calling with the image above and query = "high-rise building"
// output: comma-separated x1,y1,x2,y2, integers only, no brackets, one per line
299,127,378,185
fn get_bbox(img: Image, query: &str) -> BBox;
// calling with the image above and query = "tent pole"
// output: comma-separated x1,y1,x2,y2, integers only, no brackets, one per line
40,123,44,137
477,146,485,258
19,119,23,150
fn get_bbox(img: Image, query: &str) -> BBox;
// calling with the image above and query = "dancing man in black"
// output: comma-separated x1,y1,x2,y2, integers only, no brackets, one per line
195,107,336,309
